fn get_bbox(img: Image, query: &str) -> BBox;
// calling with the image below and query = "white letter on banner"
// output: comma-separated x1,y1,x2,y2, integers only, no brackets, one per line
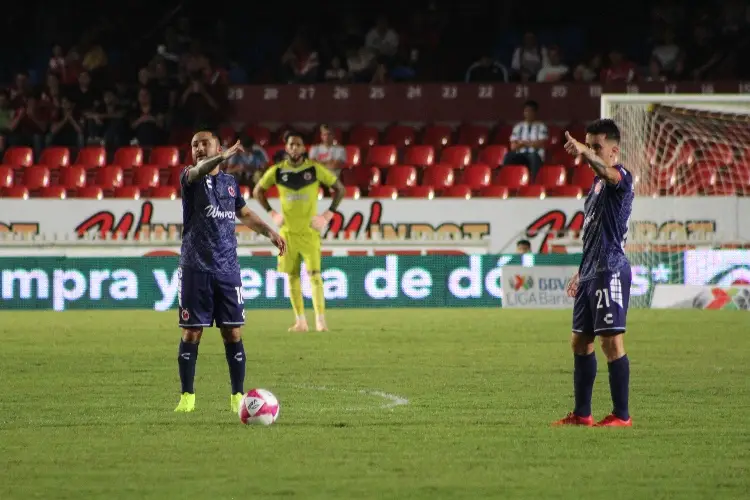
364,255,398,299
448,255,482,299
402,267,432,299
241,269,262,300
110,270,138,300
1,269,49,299
323,269,348,299
89,270,110,300
153,269,179,311
53,269,86,311
485,265,503,298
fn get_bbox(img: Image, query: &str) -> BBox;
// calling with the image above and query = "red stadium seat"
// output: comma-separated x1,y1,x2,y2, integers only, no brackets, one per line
40,186,67,199
133,165,161,190
238,186,251,200
535,165,567,188
385,165,417,189
24,166,51,191
457,124,490,148
478,145,508,168
443,184,472,199
76,146,106,167
150,186,178,199
114,146,144,168
403,145,434,167
494,165,530,189
348,125,379,148
114,186,141,199
517,185,546,198
167,166,186,188
383,125,417,148
422,125,453,148
344,145,361,167
3,147,33,167
3,186,29,198
368,185,398,199
546,125,563,151
0,166,14,188
265,185,279,198
245,125,271,146
344,166,381,189
571,166,597,191
547,185,583,198
402,185,434,198
366,145,397,167
422,164,455,190
96,166,124,190
77,186,104,199
343,186,361,199
149,146,181,167
39,147,70,168
492,124,514,144
440,145,472,168
478,185,510,198
461,164,492,190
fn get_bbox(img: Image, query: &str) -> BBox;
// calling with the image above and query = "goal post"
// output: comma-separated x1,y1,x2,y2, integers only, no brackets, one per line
599,94,750,307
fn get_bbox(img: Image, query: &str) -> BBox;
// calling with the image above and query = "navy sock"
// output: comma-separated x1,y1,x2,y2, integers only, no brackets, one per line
177,340,199,394
608,355,630,420
573,352,597,417
224,340,246,394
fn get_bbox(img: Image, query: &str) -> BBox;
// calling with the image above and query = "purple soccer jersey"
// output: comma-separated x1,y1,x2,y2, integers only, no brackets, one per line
572,164,634,335
179,169,246,275
578,165,634,282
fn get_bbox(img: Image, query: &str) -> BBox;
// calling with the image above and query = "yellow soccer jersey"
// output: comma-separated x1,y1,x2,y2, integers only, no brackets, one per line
258,159,338,233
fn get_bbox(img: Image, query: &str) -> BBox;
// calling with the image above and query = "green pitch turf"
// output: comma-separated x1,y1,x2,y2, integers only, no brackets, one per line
1,309,749,500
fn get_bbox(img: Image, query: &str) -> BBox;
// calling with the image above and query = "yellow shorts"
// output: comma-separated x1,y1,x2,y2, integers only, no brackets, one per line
278,227,321,275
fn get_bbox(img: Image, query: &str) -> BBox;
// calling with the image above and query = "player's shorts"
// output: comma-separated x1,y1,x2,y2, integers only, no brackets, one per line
572,265,631,336
277,227,321,275
177,267,245,328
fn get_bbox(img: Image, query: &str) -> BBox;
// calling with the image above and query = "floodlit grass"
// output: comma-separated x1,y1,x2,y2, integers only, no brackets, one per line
1,308,749,499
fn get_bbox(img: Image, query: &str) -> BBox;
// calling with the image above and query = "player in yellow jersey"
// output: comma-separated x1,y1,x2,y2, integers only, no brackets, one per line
253,131,345,332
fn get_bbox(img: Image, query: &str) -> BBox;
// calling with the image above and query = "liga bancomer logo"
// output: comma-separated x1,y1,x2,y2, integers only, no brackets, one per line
510,275,534,291
204,205,235,219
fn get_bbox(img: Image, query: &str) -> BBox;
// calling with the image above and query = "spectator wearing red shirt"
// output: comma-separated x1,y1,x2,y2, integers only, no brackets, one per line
600,50,636,83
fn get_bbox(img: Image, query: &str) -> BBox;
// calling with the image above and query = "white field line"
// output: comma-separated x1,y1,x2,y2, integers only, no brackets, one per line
290,384,409,411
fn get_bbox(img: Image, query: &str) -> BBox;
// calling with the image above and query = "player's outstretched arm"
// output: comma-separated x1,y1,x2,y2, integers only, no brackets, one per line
186,140,244,183
564,132,621,185
237,205,286,255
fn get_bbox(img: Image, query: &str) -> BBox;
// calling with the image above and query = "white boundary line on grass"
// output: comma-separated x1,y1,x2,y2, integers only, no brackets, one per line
290,384,409,410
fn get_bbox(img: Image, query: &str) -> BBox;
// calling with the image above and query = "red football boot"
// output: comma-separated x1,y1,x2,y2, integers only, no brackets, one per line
595,413,632,427
552,412,594,427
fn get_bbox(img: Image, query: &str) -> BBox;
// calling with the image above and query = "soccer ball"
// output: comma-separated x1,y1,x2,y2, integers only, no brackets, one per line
238,388,280,425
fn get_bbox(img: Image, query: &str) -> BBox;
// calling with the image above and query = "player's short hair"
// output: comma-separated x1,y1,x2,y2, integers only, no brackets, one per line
285,130,305,144
585,119,621,143
523,100,539,111
516,239,531,248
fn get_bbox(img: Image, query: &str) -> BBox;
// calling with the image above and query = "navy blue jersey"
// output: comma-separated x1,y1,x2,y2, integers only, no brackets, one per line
179,169,247,275
579,165,634,282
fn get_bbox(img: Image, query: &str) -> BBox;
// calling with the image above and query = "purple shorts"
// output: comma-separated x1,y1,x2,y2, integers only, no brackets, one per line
177,267,245,328
572,266,631,336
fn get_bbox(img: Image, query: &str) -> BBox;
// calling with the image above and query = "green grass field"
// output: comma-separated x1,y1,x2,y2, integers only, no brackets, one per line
1,308,749,500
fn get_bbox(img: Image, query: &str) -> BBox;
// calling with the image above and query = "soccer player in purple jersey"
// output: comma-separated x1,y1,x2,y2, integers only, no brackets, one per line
174,131,286,414
553,119,634,427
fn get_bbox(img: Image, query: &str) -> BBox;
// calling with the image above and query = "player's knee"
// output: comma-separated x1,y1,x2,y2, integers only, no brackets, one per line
181,328,203,343
570,332,595,355
308,270,322,283
600,335,625,361
220,326,242,343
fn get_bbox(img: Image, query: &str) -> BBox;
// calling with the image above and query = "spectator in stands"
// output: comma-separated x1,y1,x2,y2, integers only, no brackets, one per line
365,16,399,59
156,27,183,75
281,35,320,83
644,57,667,82
9,72,32,109
536,46,569,82
0,92,12,152
8,96,47,155
48,96,84,148
71,71,99,114
178,72,219,129
309,124,346,174
516,239,532,254
131,88,165,147
502,100,547,179
511,32,549,80
85,89,127,148
151,59,177,112
600,49,636,83
346,47,375,82
465,54,509,83
573,53,602,82
48,45,67,82
651,26,683,78
41,73,62,111
324,57,350,82
686,24,724,81
81,38,108,77
225,135,269,186
182,40,211,79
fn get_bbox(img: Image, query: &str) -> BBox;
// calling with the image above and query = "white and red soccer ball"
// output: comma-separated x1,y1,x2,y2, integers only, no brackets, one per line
238,389,280,425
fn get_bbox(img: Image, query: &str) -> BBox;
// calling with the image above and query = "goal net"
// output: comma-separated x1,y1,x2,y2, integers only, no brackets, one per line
600,94,750,308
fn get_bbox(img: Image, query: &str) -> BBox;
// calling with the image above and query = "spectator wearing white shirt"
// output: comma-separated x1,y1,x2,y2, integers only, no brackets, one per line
511,32,549,80
502,100,548,179
309,124,347,174
536,46,569,82
651,27,683,77
365,16,399,58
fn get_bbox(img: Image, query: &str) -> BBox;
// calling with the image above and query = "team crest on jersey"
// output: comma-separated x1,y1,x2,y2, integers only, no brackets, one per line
228,186,235,197
282,174,289,182
303,172,312,181
181,309,190,321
